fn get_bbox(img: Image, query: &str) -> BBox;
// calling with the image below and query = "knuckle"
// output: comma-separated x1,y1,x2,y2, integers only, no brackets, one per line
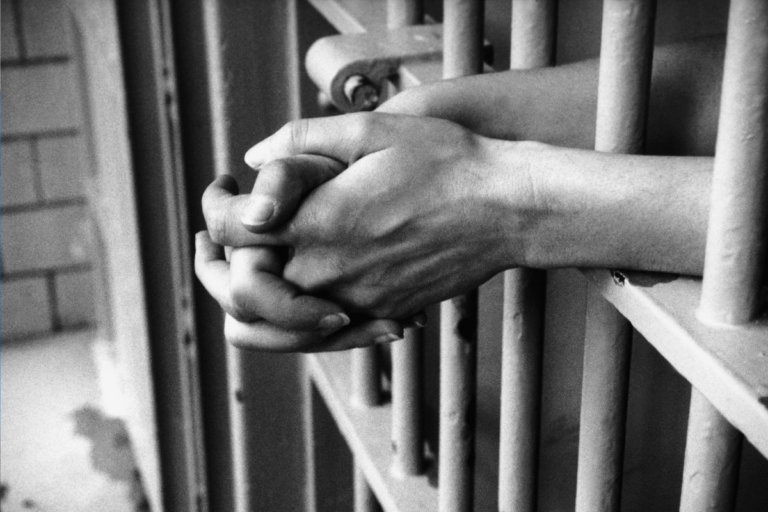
282,119,309,154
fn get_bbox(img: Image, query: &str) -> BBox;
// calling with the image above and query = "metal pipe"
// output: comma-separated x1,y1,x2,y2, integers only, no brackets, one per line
354,460,380,512
498,269,546,512
576,6,655,511
497,5,555,508
387,0,426,479
442,0,484,79
391,329,424,476
227,347,250,512
352,346,381,407
699,0,768,325
510,0,556,69
439,292,479,512
439,3,483,511
679,388,743,512
387,0,423,29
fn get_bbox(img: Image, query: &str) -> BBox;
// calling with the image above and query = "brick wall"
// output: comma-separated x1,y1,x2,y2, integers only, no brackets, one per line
1,0,96,339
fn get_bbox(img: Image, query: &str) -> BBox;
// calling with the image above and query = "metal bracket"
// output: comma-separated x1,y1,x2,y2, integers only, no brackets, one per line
305,25,444,112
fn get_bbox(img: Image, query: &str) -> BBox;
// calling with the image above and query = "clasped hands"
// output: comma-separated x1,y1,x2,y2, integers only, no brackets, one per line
196,111,538,352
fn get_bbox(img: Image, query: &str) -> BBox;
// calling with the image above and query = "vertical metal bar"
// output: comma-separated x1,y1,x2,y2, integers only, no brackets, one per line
699,0,768,325
352,347,381,407
388,0,425,479
680,2,767,509
679,389,743,512
439,3,483,511
498,4,555,512
575,2,655,512
510,0,556,69
391,332,424,476
354,460,380,512
498,270,546,512
387,0,423,29
227,347,250,511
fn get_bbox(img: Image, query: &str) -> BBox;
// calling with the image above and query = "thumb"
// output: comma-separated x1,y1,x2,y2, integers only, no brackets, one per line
241,154,345,232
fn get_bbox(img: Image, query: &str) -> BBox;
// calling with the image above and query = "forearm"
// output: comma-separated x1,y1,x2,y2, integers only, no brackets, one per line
385,37,724,156
486,141,711,275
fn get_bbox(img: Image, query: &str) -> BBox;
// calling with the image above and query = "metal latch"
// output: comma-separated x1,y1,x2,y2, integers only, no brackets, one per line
305,25,445,112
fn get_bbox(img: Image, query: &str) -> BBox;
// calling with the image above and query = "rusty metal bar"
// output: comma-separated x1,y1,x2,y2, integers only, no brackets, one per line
387,0,425,480
354,458,380,512
498,3,555,511
352,346,381,407
679,388,743,512
438,3,483,511
575,2,656,512
699,0,768,325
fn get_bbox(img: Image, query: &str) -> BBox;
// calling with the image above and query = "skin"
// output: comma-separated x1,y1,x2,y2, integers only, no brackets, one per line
196,37,723,352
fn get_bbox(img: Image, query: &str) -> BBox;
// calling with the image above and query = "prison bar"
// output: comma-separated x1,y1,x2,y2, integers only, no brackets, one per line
575,1,656,511
497,2,555,511
679,0,768,509
438,2,483,510
352,346,382,407
388,0,426,480
699,0,768,326
355,457,381,512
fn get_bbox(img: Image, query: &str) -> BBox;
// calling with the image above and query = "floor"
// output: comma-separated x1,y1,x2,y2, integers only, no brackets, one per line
1,330,145,512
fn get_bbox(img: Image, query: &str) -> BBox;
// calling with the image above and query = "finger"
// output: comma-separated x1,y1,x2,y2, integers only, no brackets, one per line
401,310,428,329
241,155,345,232
202,175,287,247
244,113,396,169
307,319,404,352
224,314,321,352
194,231,234,309
229,246,350,331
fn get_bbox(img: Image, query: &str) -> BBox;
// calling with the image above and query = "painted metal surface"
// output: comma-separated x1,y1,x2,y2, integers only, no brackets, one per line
680,389,743,512
352,346,382,407
498,3,555,511
438,4,483,510
699,0,768,325
576,2,656,512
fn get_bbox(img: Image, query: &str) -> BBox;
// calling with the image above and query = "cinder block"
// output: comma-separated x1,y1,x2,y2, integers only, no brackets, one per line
38,136,86,201
1,140,38,206
1,276,54,338
1,205,92,272
54,270,95,328
1,0,20,61
1,63,82,136
19,0,73,58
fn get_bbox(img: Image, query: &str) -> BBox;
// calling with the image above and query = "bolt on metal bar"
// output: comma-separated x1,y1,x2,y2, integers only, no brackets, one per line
498,3,555,512
699,0,768,325
439,2,483,510
575,2,656,512
352,346,381,407
387,0,426,480
679,388,743,512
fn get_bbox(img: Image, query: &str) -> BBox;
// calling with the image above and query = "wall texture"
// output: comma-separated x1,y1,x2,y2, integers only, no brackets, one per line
1,0,95,339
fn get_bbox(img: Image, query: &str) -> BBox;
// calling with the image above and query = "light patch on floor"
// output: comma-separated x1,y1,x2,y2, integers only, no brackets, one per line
1,331,146,512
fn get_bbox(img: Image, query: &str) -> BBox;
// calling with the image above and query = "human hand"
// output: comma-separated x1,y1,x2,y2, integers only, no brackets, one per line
205,113,534,319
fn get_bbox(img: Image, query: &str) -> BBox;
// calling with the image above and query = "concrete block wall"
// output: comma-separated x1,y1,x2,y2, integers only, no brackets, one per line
1,0,96,339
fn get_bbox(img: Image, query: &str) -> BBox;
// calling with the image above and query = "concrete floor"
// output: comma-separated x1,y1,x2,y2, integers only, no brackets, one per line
1,331,144,512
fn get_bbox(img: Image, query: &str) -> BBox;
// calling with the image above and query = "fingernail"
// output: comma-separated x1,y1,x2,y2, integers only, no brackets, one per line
412,312,428,328
374,333,402,345
318,313,350,332
242,195,275,225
